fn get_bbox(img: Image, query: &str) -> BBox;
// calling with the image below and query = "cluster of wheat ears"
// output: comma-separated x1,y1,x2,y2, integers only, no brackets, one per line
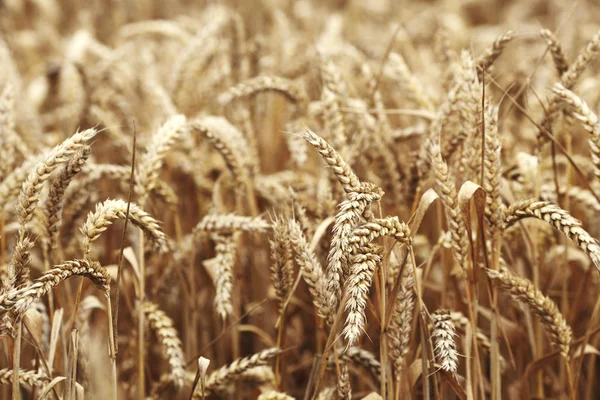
4,0,600,399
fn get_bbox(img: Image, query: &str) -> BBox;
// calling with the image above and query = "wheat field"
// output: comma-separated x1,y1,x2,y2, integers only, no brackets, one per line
2,0,600,399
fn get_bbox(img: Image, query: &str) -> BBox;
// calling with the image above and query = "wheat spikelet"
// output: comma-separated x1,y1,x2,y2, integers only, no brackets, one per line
17,128,97,230
348,216,411,252
432,309,459,374
287,219,329,319
342,247,382,346
301,128,361,194
43,146,90,251
81,198,169,254
269,218,295,314
7,237,33,290
429,142,469,272
337,364,351,400
540,29,569,76
339,347,381,383
561,29,600,88
136,114,187,201
476,30,514,77
213,233,238,321
487,269,572,359
0,155,42,212
257,391,295,400
386,52,435,111
0,368,49,388
194,348,281,396
552,83,600,181
193,213,270,235
190,117,251,186
143,301,186,390
483,104,504,230
0,259,110,322
326,184,383,325
389,256,415,375
218,75,308,109
504,199,600,270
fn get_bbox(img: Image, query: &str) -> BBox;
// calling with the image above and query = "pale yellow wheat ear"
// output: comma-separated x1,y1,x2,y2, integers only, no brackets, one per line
337,364,351,400
257,391,295,400
552,83,600,181
212,233,239,321
540,29,569,76
17,128,97,232
483,104,504,232
269,217,295,315
487,269,572,359
503,199,600,271
190,116,254,186
476,30,514,78
342,245,382,347
143,301,186,392
389,256,415,376
431,309,459,374
136,114,188,202
428,141,469,273
43,145,91,252
80,198,169,255
192,348,281,397
0,368,51,388
192,213,270,236
0,259,110,325
301,127,361,194
561,29,600,89
218,75,308,109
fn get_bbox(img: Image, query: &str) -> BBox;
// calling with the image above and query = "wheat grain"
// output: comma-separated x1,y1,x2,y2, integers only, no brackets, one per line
432,309,459,374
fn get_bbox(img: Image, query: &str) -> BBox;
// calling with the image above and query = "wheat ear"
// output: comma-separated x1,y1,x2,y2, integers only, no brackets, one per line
431,309,459,374
504,199,600,270
143,301,186,390
476,30,514,77
337,364,351,400
0,368,50,388
257,391,295,400
193,214,270,235
212,233,239,321
136,114,187,201
487,269,572,359
540,29,569,76
269,218,295,315
218,75,308,109
81,199,169,255
193,348,281,396
389,256,415,375
0,259,110,320
552,83,600,181
43,146,90,251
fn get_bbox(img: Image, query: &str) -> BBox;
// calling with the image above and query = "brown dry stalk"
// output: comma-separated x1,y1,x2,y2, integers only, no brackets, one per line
43,146,90,251
431,309,459,374
487,269,572,359
81,198,169,255
213,233,239,321
504,199,600,270
540,29,569,76
142,301,186,390
552,83,600,181
218,75,308,109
